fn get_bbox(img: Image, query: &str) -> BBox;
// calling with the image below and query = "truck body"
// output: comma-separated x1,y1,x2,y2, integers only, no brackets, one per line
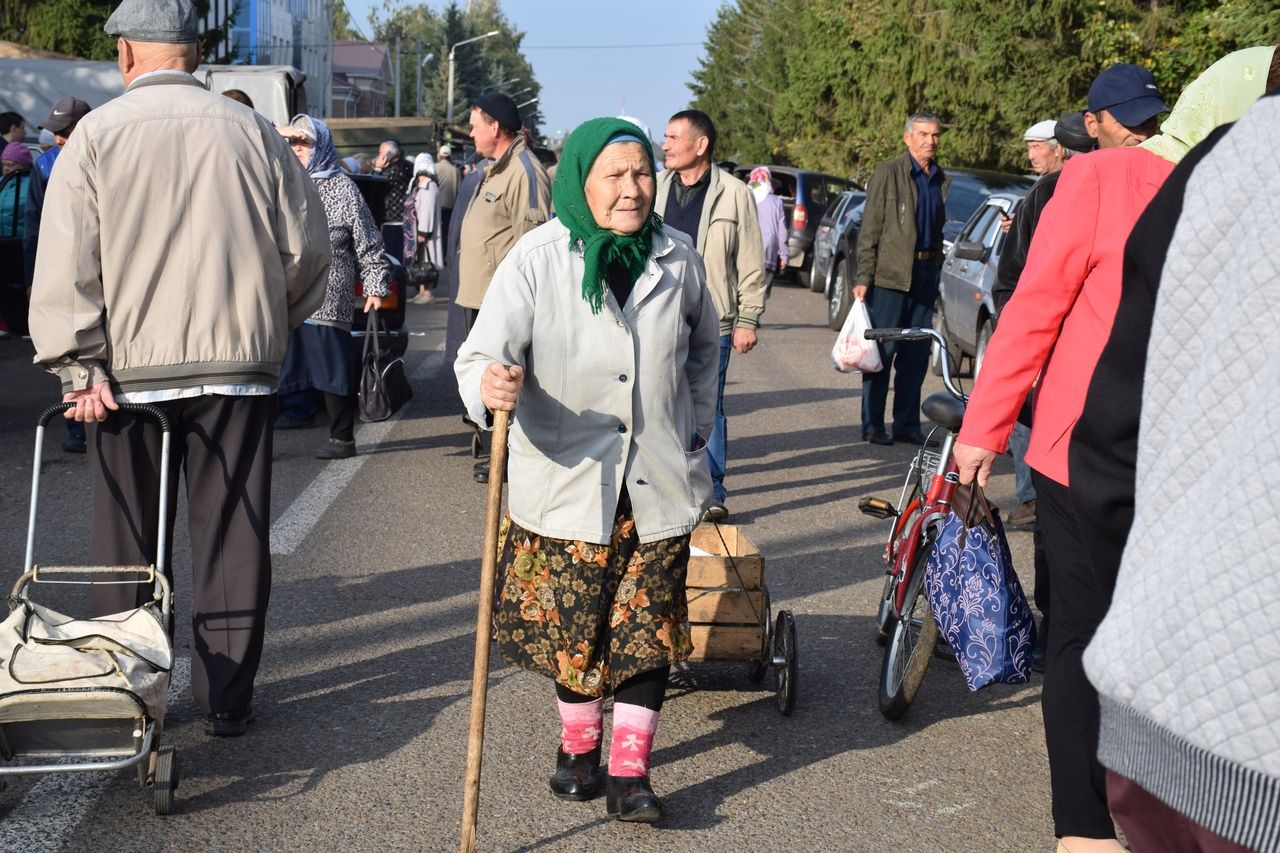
0,58,307,130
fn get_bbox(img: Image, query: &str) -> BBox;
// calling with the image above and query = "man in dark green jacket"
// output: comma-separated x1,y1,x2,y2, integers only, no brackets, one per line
854,111,949,445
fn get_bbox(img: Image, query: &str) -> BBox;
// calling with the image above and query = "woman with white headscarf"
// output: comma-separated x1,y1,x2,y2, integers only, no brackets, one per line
404,153,442,304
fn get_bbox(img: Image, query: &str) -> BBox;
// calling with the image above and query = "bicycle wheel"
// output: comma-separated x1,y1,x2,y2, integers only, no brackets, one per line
878,531,939,719
876,494,922,646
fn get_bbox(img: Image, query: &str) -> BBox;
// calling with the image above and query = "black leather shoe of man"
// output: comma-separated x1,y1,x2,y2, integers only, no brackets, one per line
605,774,664,823
473,460,509,484
549,745,602,801
205,707,254,737
866,428,893,446
894,432,936,447
316,438,356,459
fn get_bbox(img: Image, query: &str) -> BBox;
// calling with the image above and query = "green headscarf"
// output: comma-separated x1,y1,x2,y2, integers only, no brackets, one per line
552,117,662,314
1141,45,1276,164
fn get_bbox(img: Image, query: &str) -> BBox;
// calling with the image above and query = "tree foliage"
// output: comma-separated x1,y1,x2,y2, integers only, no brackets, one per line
2,0,234,63
691,0,1279,177
371,0,543,132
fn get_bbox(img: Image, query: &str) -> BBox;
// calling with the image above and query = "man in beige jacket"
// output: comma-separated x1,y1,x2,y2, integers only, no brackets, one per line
656,110,766,521
28,0,330,737
455,93,551,482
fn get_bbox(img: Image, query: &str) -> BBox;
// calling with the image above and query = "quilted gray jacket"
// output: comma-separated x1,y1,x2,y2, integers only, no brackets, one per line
1081,94,1280,852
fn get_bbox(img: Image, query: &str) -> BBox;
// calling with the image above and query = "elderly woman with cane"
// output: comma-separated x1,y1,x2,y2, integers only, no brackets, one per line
455,116,719,823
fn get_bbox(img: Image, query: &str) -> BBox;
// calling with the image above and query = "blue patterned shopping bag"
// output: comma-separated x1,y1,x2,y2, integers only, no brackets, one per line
924,483,1036,690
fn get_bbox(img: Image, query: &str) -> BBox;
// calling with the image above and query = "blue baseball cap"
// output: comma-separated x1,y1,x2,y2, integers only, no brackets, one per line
1087,64,1168,127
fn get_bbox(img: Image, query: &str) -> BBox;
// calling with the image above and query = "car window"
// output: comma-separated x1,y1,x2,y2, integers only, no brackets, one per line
806,176,828,207
946,177,993,228
961,205,999,245
977,205,1005,249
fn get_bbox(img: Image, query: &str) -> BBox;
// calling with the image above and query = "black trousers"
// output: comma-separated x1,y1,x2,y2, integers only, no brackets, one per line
89,395,274,715
556,666,670,712
1033,471,1119,839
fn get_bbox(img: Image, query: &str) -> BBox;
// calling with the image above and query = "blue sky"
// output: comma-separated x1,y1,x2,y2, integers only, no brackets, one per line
340,0,722,141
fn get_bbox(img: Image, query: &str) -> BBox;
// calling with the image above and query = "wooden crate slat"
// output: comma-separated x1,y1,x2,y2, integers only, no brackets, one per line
686,589,766,624
686,624,763,662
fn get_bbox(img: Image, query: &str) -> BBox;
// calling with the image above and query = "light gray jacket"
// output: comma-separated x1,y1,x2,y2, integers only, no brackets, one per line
29,73,330,393
455,219,719,544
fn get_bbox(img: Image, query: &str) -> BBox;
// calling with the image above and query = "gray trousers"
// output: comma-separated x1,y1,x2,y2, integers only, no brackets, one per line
89,394,275,715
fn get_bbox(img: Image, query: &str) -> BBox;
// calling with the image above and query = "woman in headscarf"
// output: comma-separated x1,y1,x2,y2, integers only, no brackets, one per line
455,117,719,824
403,152,442,304
951,46,1276,852
276,114,390,458
747,166,788,297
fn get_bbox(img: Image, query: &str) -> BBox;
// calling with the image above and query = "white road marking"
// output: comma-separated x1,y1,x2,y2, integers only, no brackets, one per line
270,348,445,555
4,657,191,850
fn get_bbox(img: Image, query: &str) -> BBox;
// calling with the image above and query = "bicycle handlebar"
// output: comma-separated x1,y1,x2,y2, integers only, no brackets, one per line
863,326,967,402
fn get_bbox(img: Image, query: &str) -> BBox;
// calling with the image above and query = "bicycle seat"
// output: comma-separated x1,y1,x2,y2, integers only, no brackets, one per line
922,392,965,432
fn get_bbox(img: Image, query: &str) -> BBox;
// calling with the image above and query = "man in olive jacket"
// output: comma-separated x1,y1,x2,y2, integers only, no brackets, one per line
655,110,766,521
28,0,331,738
854,111,950,445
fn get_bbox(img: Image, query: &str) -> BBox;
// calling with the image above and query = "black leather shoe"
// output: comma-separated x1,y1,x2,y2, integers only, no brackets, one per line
549,745,602,801
865,428,893,446
473,460,508,483
606,774,664,823
316,438,356,459
205,707,254,737
894,432,937,447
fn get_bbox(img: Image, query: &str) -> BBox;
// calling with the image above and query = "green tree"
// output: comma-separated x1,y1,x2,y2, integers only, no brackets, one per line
5,0,235,63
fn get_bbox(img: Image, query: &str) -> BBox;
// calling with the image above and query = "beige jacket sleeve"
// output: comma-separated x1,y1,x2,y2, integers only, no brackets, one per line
28,132,110,391
270,132,332,329
731,180,767,328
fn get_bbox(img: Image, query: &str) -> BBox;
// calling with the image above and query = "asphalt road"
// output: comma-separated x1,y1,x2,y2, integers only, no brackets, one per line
0,283,1051,852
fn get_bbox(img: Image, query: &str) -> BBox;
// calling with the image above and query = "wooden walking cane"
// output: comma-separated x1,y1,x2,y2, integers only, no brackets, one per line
460,408,510,853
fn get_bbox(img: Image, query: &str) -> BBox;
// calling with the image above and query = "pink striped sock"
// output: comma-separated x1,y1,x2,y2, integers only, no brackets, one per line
557,698,604,754
608,703,660,778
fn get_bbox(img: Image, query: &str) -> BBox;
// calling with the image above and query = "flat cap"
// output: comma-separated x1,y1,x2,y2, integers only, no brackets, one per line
1023,120,1057,142
472,93,521,134
105,0,199,44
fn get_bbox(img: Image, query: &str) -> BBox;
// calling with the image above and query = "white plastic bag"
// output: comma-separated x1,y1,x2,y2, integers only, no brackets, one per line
831,299,883,373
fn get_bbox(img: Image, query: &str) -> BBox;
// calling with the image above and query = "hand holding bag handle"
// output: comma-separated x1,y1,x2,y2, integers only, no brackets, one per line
947,481,1000,549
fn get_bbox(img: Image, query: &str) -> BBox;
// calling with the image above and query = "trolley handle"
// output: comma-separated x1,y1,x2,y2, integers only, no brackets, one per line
38,401,172,432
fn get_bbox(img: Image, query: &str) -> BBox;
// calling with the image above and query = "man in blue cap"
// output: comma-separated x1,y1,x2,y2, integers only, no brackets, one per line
1084,63,1169,148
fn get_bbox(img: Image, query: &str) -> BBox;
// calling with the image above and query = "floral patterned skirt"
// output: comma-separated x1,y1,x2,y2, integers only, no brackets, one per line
493,504,693,698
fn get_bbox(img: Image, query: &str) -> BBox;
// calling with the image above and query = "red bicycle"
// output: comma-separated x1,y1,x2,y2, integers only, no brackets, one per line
858,326,968,719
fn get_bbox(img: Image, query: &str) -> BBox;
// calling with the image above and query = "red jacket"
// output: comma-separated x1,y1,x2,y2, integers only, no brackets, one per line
957,147,1174,486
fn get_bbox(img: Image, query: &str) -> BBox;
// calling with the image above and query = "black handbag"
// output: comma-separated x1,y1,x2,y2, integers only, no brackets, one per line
406,241,438,288
358,309,412,422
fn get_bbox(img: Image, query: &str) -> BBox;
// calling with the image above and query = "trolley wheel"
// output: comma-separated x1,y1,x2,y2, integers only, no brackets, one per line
878,533,938,720
153,745,178,816
773,610,798,715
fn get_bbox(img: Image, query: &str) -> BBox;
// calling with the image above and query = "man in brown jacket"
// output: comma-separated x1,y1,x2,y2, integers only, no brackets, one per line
455,93,551,482
655,110,766,521
28,0,331,737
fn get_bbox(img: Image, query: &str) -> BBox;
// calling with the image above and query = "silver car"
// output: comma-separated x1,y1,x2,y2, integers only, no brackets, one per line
933,191,1027,378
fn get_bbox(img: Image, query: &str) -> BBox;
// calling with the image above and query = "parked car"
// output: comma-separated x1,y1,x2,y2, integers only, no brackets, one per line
820,197,869,330
812,189,865,302
732,165,859,288
932,190,1029,377
825,167,1034,331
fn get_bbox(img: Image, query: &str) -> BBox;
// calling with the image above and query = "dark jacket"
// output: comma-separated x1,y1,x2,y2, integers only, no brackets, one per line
993,170,1061,316
379,156,414,224
856,152,950,292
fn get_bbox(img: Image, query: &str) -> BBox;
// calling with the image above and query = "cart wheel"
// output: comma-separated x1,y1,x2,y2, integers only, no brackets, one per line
773,610,798,715
153,745,178,816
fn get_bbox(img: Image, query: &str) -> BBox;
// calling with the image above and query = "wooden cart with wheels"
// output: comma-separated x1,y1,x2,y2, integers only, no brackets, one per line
685,523,798,715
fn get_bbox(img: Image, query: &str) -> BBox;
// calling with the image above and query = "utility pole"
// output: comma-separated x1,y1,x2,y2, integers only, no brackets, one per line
394,35,402,117
415,41,423,117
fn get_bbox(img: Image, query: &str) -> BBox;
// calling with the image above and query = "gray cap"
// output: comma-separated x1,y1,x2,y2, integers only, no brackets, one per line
104,0,199,44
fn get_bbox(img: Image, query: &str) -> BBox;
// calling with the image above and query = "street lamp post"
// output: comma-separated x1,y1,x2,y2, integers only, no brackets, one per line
416,50,435,118
446,30,500,125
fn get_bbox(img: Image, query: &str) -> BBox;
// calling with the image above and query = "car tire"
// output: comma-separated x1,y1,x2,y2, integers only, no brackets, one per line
828,264,852,330
974,317,993,381
807,258,825,292
929,302,960,377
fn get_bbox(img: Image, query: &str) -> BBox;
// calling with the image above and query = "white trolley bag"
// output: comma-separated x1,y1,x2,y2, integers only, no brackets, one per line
0,402,178,814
